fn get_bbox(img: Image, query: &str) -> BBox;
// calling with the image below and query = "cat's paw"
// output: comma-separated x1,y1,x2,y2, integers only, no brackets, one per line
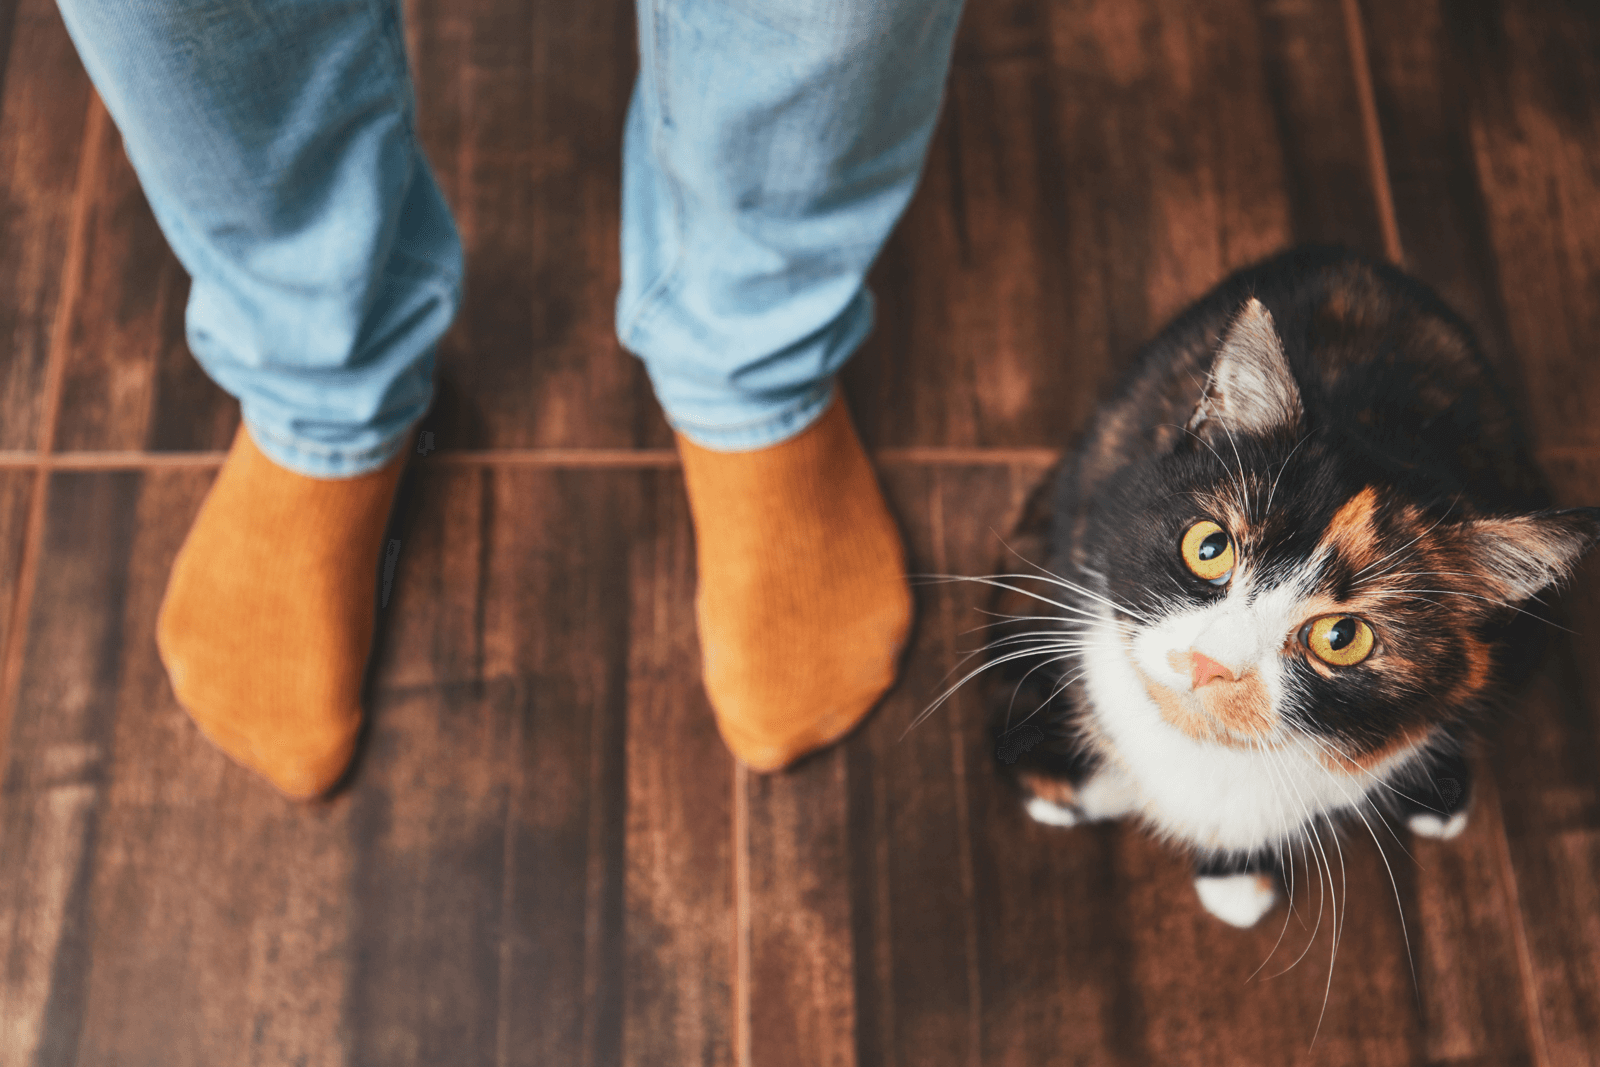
1408,810,1469,840
1195,873,1279,928
1024,796,1084,827
1076,767,1140,821
1018,765,1139,829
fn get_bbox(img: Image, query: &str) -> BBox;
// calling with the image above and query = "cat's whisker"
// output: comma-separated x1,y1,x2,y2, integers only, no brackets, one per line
1253,745,1302,940
1308,810,1347,1051
1179,423,1253,524
1292,729,1445,828
1260,743,1336,981
903,644,1090,738
1276,764,1334,974
912,571,1129,616
969,633,1098,655
910,574,1136,629
987,569,1157,625
1265,430,1315,515
961,608,1142,641
1374,588,1575,630
997,655,1082,735
957,624,1108,649
1244,739,1305,983
1256,751,1346,1046
1254,741,1328,977
962,608,1094,630
991,531,1099,597
1286,733,1422,1006
917,572,1154,627
1349,503,1459,584
934,637,1089,698
1214,410,1258,522
942,647,1089,715
1004,664,1090,734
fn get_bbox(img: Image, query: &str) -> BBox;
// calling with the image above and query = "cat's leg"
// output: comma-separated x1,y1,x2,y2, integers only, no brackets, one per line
1011,746,1142,829
1192,848,1282,928
1392,748,1473,840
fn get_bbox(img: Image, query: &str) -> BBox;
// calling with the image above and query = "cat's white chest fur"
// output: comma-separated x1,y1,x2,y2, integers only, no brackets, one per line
1074,606,1425,854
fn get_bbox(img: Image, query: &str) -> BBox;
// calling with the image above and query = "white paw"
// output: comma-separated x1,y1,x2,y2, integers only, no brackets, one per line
1025,796,1082,827
1195,873,1279,928
1408,810,1468,840
1076,766,1141,821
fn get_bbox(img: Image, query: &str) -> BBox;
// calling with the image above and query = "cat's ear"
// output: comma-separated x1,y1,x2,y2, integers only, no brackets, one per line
1459,508,1600,603
1188,298,1303,438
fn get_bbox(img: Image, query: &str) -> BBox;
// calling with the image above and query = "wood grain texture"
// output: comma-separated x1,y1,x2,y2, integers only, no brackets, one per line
49,114,233,455
7,0,1600,1063
620,471,735,1067
1414,2,1600,452
0,0,94,454
1363,0,1600,1057
0,469,35,737
0,465,652,1064
742,750,858,1067
401,0,667,452
845,0,1386,451
1494,454,1600,1067
842,465,1002,1067
1355,0,1520,377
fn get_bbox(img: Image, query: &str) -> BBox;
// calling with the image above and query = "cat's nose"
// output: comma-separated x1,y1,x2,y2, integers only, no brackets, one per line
1191,651,1238,688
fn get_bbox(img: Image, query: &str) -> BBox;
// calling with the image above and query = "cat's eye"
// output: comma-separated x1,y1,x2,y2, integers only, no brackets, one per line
1300,615,1375,667
1180,520,1234,584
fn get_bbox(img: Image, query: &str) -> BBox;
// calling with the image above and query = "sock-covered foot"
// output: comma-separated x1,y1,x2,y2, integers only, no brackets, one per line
675,392,913,771
155,423,407,798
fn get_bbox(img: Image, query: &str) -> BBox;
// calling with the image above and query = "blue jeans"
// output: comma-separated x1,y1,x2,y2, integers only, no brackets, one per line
54,0,966,475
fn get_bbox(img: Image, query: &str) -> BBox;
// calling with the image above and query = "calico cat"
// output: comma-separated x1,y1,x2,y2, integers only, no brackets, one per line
970,246,1600,928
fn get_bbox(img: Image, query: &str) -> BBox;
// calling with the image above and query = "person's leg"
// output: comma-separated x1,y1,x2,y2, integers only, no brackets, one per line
618,0,966,769
55,0,463,795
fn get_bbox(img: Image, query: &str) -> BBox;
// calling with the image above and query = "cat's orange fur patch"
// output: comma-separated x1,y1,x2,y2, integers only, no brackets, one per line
1322,486,1381,566
1446,633,1494,704
1017,770,1078,807
1314,722,1434,775
1158,647,1278,739
1200,676,1277,736
1136,651,1276,747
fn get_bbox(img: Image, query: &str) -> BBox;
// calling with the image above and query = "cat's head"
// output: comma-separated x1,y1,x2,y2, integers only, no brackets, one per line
1084,298,1600,766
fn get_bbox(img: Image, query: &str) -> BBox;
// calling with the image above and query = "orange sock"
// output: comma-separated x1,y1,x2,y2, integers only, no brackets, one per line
155,423,407,798
675,392,914,770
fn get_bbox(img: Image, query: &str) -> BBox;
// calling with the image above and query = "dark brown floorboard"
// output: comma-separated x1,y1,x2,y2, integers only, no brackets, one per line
5,0,1600,1063
400,0,667,452
1364,2,1600,1061
0,0,93,454
1371,1,1600,454
843,0,1388,450
50,107,224,456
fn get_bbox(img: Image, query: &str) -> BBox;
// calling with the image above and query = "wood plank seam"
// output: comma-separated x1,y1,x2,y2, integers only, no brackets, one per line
930,471,985,1067
7,446,1600,471
0,448,1066,468
1342,0,1406,265
1481,763,1555,1067
0,95,107,783
494,674,526,1067
733,759,752,1067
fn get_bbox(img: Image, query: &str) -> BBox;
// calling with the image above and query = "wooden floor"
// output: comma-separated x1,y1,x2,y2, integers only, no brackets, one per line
3,0,1600,1063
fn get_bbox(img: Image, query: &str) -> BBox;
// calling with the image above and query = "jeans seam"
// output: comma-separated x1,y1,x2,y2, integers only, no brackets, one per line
666,379,835,435
244,415,413,463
